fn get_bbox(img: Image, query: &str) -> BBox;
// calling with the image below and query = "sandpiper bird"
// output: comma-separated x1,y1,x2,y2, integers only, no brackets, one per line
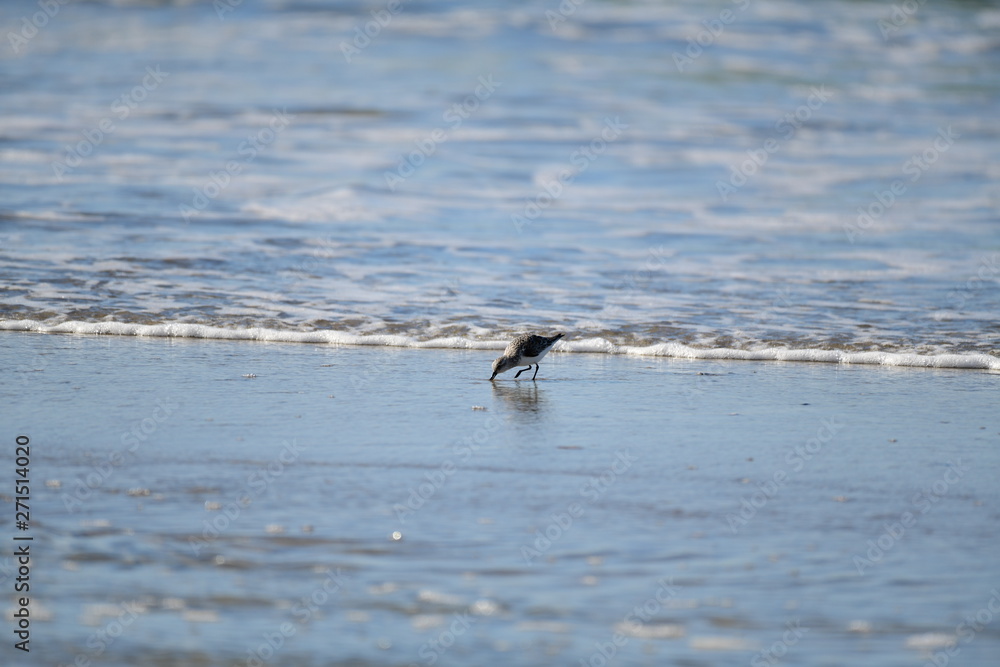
490,333,564,381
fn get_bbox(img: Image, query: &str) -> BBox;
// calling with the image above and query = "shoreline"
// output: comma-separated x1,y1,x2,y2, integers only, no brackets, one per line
4,328,999,667
2,321,998,372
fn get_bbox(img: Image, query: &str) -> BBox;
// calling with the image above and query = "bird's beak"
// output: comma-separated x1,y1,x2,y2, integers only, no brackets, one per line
489,372,497,381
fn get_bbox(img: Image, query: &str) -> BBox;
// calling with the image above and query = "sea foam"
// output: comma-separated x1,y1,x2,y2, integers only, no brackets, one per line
3,320,997,371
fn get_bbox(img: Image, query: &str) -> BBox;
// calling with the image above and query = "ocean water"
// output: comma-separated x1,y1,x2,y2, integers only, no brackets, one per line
2,2,1000,664
1,0,998,368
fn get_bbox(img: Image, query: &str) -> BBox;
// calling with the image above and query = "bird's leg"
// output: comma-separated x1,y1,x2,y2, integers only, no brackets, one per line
531,364,539,380
514,366,529,379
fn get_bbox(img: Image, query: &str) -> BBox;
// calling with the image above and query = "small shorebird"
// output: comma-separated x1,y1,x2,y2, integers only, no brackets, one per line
490,333,564,381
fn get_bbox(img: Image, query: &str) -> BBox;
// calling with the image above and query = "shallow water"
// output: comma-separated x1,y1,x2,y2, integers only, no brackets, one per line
3,332,1000,665
1,0,999,366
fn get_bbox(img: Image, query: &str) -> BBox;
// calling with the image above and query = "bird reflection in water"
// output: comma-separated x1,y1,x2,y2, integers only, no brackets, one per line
490,380,546,415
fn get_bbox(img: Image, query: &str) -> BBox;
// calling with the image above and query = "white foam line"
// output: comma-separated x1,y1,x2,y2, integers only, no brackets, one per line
580,340,1000,371
1,320,997,371
0,320,508,351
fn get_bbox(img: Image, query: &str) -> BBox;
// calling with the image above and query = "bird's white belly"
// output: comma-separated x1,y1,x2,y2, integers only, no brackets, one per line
520,348,551,365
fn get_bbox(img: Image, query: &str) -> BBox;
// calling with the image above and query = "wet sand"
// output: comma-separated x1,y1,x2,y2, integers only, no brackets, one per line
2,331,999,666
